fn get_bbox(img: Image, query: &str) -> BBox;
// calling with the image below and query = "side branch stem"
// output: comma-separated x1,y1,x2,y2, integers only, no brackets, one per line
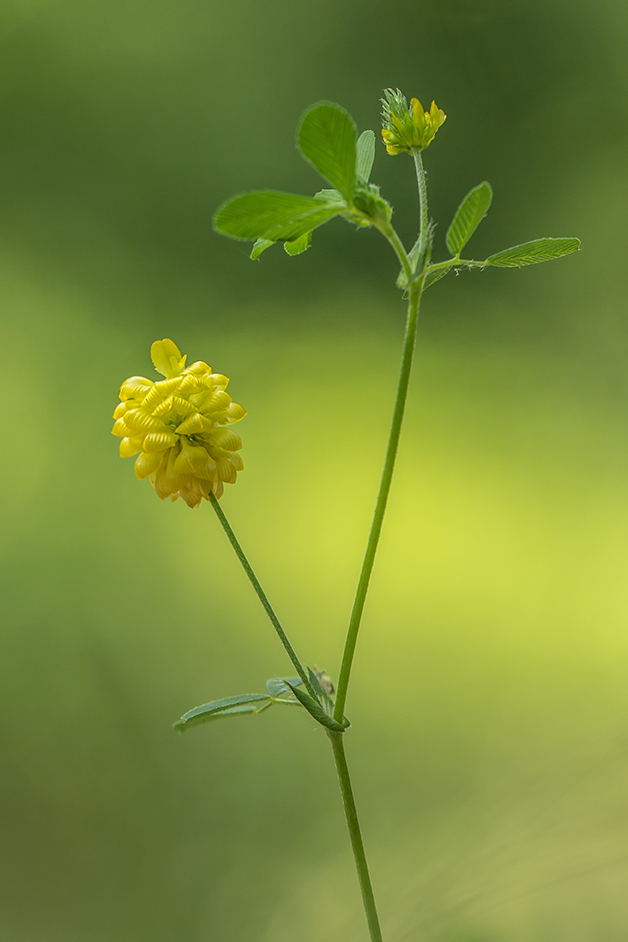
333,278,423,722
328,731,383,942
208,492,316,699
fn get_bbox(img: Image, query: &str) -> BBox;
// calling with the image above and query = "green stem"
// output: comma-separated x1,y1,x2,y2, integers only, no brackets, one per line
333,277,423,723
412,148,429,260
382,225,413,280
328,731,383,942
208,492,316,700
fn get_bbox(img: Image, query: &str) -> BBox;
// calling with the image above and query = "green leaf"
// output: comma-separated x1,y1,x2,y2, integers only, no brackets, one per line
297,102,357,202
314,188,345,202
250,238,275,260
285,683,346,733
484,237,581,268
307,667,334,715
284,231,312,256
424,264,455,289
446,182,493,256
266,676,303,697
214,191,342,243
356,129,376,184
174,693,270,731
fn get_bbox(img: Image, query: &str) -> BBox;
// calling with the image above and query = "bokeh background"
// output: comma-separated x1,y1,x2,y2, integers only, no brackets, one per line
2,0,628,939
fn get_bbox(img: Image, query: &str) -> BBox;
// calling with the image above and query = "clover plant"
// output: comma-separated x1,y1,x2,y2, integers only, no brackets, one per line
113,89,580,941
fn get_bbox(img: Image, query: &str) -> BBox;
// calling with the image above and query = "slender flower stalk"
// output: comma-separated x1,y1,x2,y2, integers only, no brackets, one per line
208,493,317,700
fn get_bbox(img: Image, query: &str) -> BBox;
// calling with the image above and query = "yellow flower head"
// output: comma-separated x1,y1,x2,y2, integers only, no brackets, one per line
112,339,246,508
381,88,446,155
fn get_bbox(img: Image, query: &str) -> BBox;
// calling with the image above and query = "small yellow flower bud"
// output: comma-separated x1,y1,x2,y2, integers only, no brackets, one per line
112,339,246,507
380,88,446,155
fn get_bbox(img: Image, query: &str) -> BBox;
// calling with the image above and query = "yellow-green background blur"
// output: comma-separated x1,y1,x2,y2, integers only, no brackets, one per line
2,0,627,939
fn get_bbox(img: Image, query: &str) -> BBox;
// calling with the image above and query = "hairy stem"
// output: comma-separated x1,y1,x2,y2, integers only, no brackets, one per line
333,277,423,722
328,731,383,942
413,148,429,260
382,225,413,280
208,492,316,699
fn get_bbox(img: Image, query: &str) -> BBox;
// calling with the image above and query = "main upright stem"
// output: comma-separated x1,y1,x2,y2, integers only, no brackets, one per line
328,731,383,942
333,278,423,723
334,151,430,725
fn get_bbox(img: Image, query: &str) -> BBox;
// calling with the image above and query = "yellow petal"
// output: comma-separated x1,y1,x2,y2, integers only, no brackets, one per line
152,396,174,418
229,453,244,472
123,409,165,433
142,385,168,411
134,450,162,479
175,413,205,435
113,402,127,419
179,479,209,508
154,376,183,395
188,389,215,411
176,374,202,398
119,376,154,401
112,417,130,437
185,360,212,376
120,436,144,457
151,339,187,378
204,390,232,413
208,427,242,451
207,373,229,389
174,441,211,475
143,431,178,452
224,402,247,425
216,457,237,484
170,396,194,416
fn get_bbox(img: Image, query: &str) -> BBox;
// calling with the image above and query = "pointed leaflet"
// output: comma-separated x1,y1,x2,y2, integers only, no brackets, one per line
307,667,334,715
424,264,455,289
214,191,342,243
356,129,376,184
314,188,345,202
298,102,357,202
284,231,312,256
250,238,275,260
446,182,493,256
285,683,346,733
174,694,270,731
266,676,303,696
484,237,581,268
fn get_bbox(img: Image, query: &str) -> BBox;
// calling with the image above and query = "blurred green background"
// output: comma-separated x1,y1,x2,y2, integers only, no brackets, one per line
1,0,628,939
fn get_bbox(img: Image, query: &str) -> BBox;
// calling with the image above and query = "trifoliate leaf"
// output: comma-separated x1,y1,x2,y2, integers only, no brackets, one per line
174,693,270,731
484,237,581,268
284,231,312,255
297,102,357,202
446,182,493,256
356,129,376,184
214,191,342,243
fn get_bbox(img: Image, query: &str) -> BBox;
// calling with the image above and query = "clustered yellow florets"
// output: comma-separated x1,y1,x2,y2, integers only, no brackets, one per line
112,339,246,508
381,88,446,155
